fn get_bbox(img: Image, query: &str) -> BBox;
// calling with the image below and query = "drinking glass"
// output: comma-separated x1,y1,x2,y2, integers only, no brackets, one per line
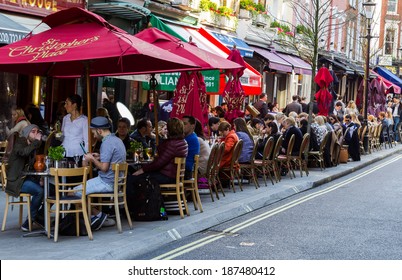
145,148,153,160
73,154,80,168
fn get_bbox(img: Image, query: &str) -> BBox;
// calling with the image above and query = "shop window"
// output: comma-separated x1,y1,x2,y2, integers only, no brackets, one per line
384,29,395,55
387,0,397,13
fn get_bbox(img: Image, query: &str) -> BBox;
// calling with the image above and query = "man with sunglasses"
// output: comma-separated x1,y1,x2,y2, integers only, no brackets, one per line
5,124,44,231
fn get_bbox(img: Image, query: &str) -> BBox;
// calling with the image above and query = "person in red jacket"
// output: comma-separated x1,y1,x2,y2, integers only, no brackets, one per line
132,117,188,184
218,121,239,169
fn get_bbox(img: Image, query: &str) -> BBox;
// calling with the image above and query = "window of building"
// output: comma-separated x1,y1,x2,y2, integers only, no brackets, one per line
385,29,395,55
387,0,397,13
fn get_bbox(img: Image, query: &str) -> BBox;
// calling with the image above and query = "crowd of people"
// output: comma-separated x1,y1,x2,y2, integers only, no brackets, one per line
4,90,401,233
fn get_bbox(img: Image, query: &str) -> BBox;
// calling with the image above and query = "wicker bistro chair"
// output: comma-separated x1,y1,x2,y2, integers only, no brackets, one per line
184,155,203,213
252,137,276,187
87,163,132,233
308,132,331,170
220,140,243,193
1,163,32,232
373,124,382,151
290,133,310,177
276,134,296,179
358,125,367,155
159,157,189,219
239,141,260,189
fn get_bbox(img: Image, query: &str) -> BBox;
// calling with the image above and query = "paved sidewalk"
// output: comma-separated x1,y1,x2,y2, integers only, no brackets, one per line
1,145,401,260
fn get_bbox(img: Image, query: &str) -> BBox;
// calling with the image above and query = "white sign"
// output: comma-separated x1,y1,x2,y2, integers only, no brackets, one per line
378,55,393,66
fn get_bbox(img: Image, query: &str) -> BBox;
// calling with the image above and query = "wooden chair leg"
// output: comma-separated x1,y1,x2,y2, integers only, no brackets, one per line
190,188,198,211
26,198,32,232
53,204,60,242
194,188,203,213
181,188,190,216
81,209,93,240
176,192,184,219
1,198,9,231
123,198,133,229
114,198,122,233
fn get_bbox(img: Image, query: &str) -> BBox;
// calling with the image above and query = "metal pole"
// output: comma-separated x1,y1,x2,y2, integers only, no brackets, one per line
363,18,371,153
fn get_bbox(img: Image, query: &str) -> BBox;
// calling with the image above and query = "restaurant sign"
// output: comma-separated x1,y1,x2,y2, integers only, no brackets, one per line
0,0,85,17
142,70,220,92
0,29,28,44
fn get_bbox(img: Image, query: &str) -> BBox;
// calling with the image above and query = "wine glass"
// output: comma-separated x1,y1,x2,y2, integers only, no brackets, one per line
73,154,80,168
145,148,153,160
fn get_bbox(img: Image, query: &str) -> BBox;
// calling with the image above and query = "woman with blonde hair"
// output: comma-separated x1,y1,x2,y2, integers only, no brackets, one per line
349,112,361,127
6,107,30,137
158,120,168,140
345,100,359,115
386,108,394,126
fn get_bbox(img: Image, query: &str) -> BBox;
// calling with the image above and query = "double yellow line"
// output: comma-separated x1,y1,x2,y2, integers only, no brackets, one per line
153,154,402,260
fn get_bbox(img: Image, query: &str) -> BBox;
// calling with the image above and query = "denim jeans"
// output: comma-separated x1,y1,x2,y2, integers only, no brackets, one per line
393,116,400,141
21,179,44,220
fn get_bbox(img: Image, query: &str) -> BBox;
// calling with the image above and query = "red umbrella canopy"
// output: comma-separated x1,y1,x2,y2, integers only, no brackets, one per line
314,66,334,116
135,27,243,71
223,48,246,123
170,71,205,124
0,7,199,77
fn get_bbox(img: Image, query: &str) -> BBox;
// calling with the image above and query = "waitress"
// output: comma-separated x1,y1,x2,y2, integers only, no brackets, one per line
61,94,88,166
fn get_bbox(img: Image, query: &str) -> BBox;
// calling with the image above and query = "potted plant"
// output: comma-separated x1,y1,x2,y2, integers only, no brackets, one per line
48,146,65,168
239,0,253,19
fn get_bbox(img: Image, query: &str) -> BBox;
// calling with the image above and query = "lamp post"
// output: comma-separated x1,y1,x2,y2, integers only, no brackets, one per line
363,0,376,153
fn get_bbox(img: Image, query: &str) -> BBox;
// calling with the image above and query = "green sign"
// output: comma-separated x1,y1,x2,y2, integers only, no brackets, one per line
142,70,220,92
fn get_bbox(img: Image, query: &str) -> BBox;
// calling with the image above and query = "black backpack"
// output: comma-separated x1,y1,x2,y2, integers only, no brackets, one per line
129,175,167,221
59,213,88,236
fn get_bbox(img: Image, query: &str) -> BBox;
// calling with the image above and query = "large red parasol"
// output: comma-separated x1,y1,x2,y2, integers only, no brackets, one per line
314,66,334,116
135,27,243,71
0,8,199,77
136,27,242,129
223,47,247,123
0,7,200,152
170,71,206,126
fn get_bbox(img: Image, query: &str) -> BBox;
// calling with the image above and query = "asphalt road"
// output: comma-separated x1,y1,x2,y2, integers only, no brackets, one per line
134,154,402,260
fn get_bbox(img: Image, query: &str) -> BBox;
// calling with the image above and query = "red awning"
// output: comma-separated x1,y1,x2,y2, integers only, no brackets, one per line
371,70,401,94
184,27,262,95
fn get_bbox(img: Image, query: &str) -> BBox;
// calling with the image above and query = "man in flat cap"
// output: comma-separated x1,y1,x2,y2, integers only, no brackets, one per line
75,116,126,231
6,124,44,231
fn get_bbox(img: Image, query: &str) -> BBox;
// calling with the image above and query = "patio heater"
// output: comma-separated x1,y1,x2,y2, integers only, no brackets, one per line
362,0,376,153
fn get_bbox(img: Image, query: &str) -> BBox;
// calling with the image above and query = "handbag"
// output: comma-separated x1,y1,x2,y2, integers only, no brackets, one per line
339,145,349,163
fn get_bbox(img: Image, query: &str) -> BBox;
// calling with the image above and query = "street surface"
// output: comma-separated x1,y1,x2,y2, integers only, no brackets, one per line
135,154,402,260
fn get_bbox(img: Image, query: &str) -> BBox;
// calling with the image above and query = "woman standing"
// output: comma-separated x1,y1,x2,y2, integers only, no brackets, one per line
345,100,359,115
6,107,30,137
61,94,88,164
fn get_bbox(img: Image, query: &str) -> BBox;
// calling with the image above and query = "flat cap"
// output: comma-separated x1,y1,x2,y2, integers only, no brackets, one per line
90,116,111,129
